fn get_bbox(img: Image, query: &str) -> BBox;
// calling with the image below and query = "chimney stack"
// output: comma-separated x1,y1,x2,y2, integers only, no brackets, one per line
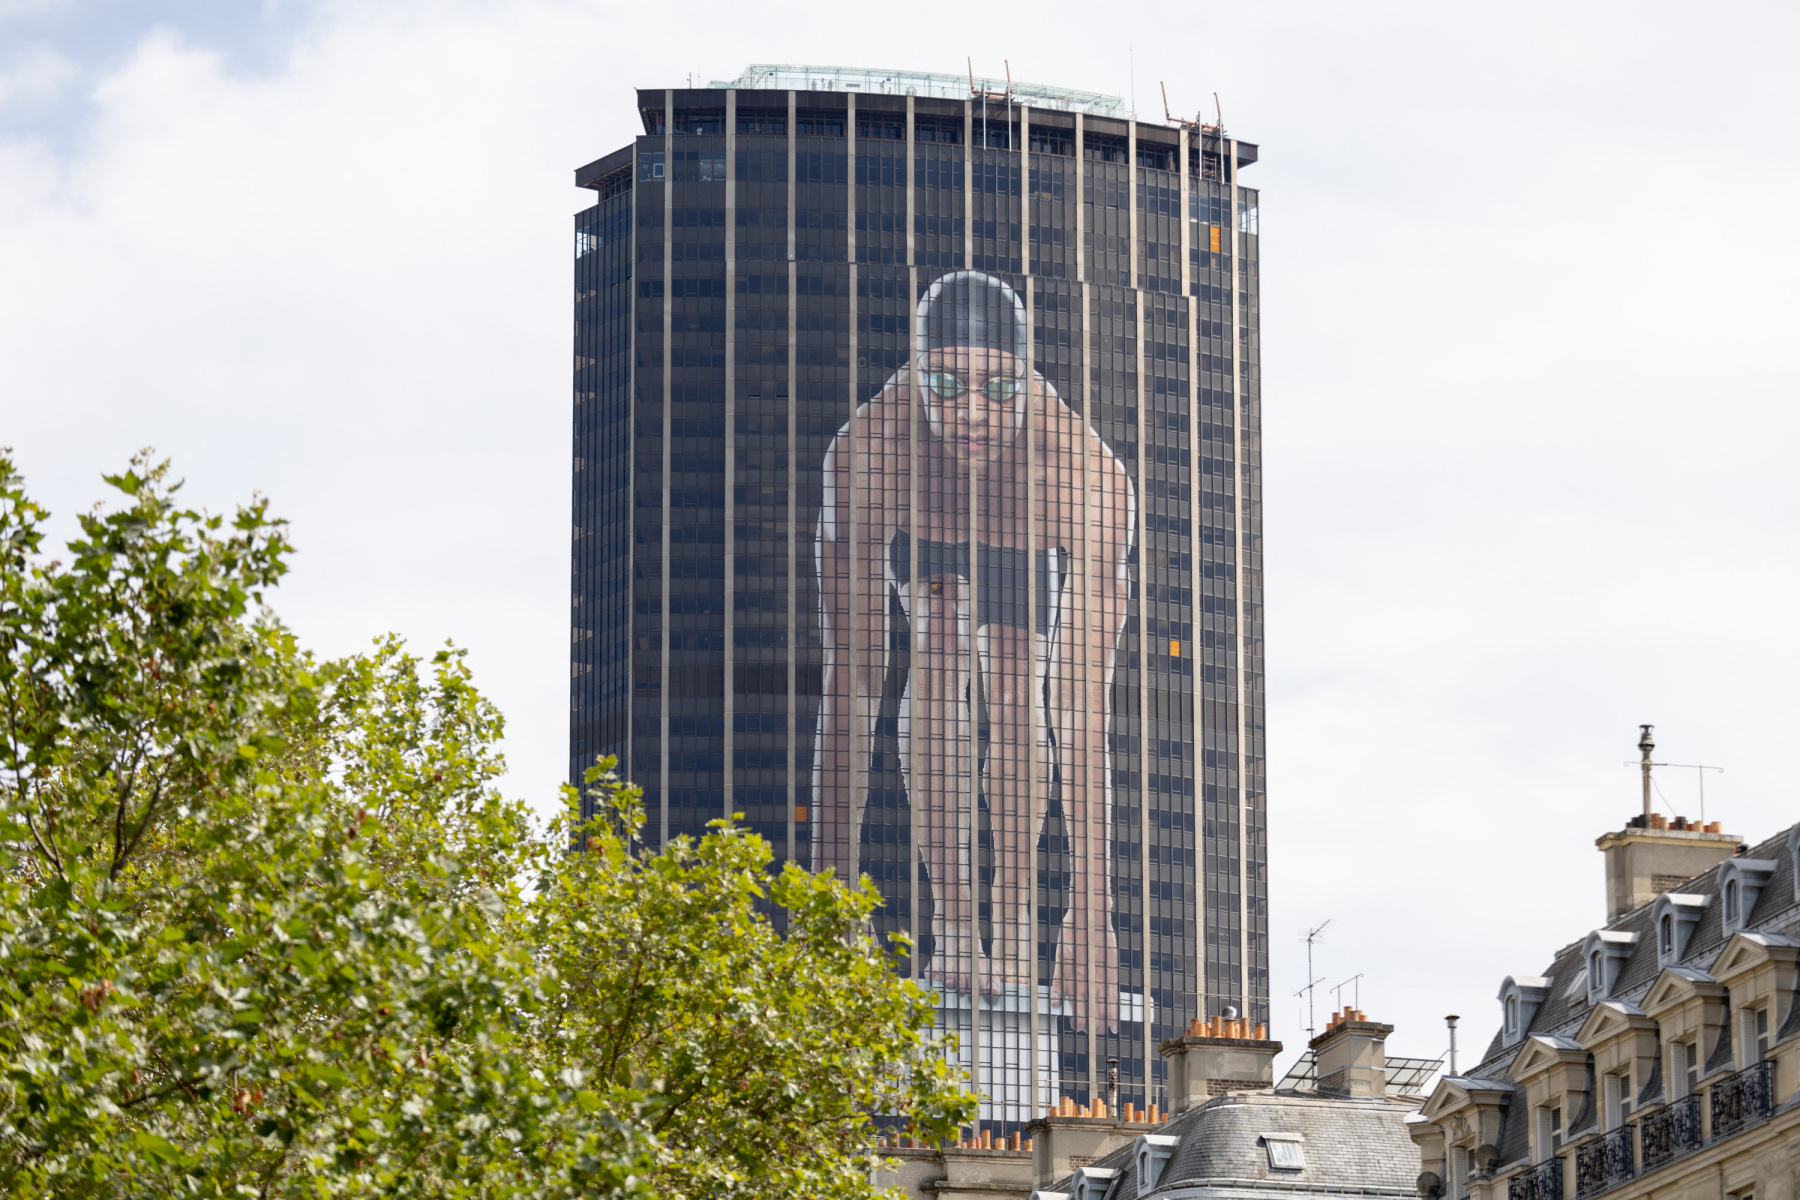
1157,1009,1281,1112
1602,725,1737,920
1310,1009,1392,1098
1597,823,1737,921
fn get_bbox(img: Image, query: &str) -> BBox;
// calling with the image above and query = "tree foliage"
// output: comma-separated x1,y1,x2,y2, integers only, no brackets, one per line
0,453,973,1198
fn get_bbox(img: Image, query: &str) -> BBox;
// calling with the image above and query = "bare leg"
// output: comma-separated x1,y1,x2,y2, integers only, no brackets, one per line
899,578,984,994
977,623,1050,991
1045,602,1120,1033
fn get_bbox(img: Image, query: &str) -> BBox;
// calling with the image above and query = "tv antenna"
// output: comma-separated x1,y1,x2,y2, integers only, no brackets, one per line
1623,725,1723,824
1296,920,1331,1040
1666,763,1723,826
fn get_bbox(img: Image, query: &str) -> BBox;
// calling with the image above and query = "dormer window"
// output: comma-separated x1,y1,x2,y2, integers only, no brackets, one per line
1583,930,1637,1005
1717,857,1777,937
1650,893,1707,966
1789,825,1799,902
1498,976,1550,1048
1136,1133,1179,1195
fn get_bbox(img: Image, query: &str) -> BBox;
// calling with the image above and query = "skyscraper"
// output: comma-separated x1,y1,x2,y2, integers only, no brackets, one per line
569,65,1264,1131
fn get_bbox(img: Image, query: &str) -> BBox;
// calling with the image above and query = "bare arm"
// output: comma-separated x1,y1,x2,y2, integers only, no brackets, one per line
812,397,898,883
1054,419,1134,1032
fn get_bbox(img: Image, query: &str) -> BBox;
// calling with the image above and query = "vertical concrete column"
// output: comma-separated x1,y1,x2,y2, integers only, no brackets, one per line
1065,107,1094,1101
1177,127,1202,1051
1072,108,1097,1102
1019,101,1041,1115
844,92,861,878
1128,116,1151,1108
784,90,798,866
620,117,641,817
723,89,737,822
659,89,674,849
903,89,920,979
958,88,984,1106
1226,138,1248,1017
1127,120,1138,289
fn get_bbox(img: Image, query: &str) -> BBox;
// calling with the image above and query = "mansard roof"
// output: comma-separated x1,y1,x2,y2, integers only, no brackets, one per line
1054,1087,1419,1200
1429,819,1800,1174
1473,818,1800,1075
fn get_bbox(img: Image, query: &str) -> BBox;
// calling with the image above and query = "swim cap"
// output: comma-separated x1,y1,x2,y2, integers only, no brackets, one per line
914,270,1027,362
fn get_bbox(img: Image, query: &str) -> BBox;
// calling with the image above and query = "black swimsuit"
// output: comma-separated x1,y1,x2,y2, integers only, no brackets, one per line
888,529,1069,637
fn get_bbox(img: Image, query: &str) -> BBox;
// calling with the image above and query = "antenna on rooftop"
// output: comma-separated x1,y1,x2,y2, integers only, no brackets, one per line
1665,762,1724,826
1622,727,1724,826
1332,973,1364,1013
1297,920,1331,1040
1214,92,1224,132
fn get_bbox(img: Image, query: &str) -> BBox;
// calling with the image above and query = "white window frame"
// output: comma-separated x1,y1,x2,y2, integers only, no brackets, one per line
1743,1006,1770,1066
1603,1071,1632,1129
1675,1039,1699,1098
1263,1133,1304,1172
1536,1105,1563,1162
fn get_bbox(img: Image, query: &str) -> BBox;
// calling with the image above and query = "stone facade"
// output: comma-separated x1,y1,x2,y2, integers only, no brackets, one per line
1412,818,1800,1200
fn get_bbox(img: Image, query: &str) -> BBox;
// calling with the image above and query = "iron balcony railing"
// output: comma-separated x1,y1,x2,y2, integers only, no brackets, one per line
1507,1168,1537,1200
1640,1094,1701,1169
1535,1157,1563,1200
1710,1061,1774,1140
1574,1127,1634,1198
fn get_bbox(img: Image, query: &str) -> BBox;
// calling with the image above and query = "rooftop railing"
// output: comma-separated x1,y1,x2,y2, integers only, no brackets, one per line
707,65,1130,117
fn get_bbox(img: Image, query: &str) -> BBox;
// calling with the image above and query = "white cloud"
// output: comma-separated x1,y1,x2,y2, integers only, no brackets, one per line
5,0,1800,1079
0,41,77,112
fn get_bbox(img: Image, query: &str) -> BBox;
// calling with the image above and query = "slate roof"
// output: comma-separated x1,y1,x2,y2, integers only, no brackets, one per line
1461,820,1800,1169
1050,1088,1420,1199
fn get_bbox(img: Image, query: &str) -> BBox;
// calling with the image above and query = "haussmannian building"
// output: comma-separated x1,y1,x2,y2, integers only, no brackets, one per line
567,63,1266,1133
1413,811,1800,1200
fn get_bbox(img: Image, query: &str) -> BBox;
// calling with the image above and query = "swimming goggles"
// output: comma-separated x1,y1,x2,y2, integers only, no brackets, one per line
925,372,1024,404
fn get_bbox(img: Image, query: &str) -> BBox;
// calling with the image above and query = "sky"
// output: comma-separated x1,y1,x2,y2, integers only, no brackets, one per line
5,0,1800,1081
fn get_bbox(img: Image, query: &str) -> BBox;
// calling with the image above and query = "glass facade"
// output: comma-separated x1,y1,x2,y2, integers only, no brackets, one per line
570,83,1265,1133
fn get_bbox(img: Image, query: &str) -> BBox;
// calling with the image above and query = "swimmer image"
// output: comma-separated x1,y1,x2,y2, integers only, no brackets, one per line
813,270,1134,1033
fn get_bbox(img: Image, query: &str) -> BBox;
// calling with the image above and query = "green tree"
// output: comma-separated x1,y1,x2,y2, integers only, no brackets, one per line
0,453,972,1197
525,772,973,1199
